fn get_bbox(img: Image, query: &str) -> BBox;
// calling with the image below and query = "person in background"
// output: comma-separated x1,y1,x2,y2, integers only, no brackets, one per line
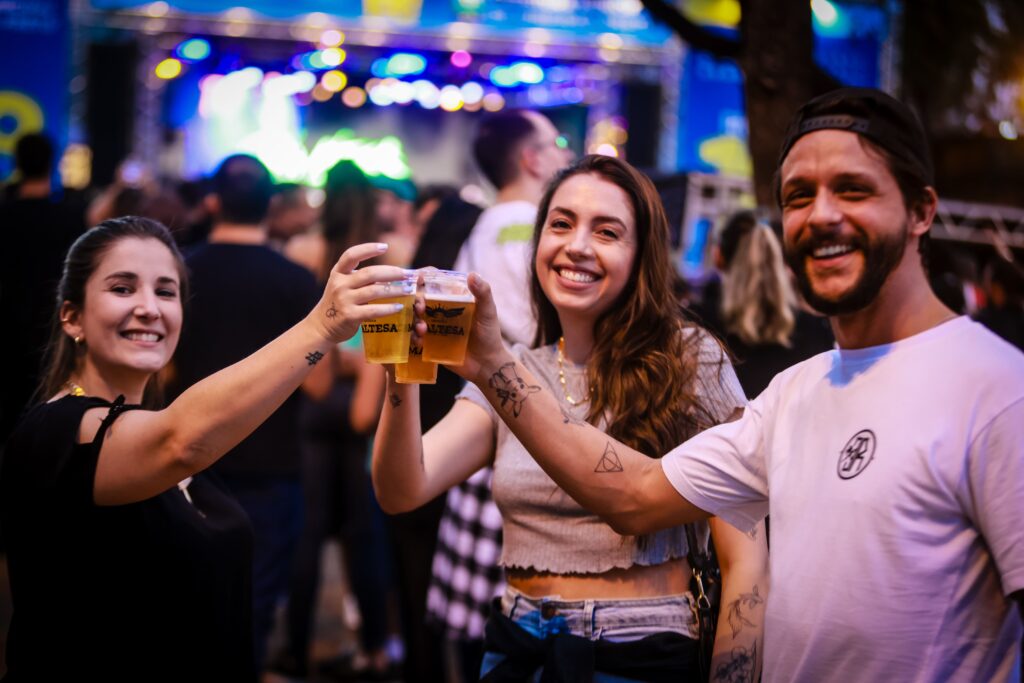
697,210,833,397
267,183,319,252
426,109,573,680
375,155,767,681
411,184,459,238
974,254,1024,350
86,160,192,244
168,154,331,672
0,216,402,680
0,132,86,445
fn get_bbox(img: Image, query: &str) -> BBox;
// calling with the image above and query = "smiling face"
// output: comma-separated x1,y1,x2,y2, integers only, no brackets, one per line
63,237,183,387
535,172,638,327
779,129,924,316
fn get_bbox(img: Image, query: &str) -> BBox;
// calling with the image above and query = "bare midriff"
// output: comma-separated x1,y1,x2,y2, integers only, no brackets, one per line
506,556,691,600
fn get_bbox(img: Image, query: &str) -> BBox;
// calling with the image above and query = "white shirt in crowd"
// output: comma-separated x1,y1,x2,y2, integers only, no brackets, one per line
454,200,538,346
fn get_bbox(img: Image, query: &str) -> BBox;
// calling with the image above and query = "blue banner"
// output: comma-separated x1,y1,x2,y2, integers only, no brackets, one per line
0,0,69,181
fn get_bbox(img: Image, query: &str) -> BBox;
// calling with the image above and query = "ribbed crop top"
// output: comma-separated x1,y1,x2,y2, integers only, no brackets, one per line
455,332,746,573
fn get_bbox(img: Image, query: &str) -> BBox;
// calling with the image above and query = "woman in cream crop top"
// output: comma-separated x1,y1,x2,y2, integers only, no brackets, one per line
373,155,769,681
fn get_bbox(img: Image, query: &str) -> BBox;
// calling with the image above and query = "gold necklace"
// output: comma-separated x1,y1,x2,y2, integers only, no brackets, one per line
66,380,87,397
557,337,592,406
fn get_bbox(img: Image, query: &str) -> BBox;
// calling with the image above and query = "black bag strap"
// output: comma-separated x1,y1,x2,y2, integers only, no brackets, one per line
684,524,713,613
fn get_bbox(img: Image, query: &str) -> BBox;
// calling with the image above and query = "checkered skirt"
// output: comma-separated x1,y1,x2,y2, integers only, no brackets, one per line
426,466,504,640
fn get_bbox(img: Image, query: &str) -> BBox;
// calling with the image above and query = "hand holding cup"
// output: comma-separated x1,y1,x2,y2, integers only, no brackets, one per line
434,273,508,384
311,243,411,344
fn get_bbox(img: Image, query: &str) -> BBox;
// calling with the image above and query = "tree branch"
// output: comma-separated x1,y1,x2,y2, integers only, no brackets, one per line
638,0,743,58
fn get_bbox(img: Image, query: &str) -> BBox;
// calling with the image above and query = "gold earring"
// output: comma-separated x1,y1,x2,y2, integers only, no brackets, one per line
74,335,83,345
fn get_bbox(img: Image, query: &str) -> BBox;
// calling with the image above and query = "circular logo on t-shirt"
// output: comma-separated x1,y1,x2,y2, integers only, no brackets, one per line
837,429,876,480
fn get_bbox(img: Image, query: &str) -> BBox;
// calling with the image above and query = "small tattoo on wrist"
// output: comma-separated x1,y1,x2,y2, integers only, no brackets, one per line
488,363,540,418
594,442,624,473
389,393,402,408
305,351,324,366
326,303,338,318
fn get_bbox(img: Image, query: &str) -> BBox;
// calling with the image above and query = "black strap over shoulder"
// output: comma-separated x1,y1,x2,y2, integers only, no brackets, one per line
91,395,142,447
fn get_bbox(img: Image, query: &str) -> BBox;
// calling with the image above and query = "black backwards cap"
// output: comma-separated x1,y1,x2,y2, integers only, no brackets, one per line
777,87,934,186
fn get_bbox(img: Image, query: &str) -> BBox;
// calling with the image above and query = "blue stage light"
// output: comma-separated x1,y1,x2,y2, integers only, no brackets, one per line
176,38,211,62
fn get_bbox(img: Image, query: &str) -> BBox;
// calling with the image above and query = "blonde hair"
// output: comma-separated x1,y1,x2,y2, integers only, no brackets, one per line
719,215,796,347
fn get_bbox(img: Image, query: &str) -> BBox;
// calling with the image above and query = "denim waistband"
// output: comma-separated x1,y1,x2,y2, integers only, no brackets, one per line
499,585,700,642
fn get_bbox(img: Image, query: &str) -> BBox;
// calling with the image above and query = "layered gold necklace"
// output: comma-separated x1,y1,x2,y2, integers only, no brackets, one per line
556,337,593,407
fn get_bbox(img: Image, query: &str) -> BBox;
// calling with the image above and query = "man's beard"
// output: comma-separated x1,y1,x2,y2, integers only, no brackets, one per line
785,223,908,316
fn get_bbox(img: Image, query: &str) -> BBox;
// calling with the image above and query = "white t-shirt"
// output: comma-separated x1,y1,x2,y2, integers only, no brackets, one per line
454,200,538,346
662,317,1024,682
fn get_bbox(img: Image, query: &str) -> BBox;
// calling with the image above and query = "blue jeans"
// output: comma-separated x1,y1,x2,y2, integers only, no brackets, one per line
480,586,699,681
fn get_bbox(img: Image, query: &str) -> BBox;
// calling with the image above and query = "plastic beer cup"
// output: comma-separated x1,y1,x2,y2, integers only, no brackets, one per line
362,272,416,364
421,270,475,365
394,338,438,384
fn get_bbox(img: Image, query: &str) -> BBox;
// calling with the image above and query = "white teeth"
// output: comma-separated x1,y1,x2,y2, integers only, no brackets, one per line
559,268,597,283
813,244,854,258
123,332,160,342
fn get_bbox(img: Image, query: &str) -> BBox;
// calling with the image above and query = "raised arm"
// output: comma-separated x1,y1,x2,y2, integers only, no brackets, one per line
85,243,407,505
450,275,711,534
371,372,494,514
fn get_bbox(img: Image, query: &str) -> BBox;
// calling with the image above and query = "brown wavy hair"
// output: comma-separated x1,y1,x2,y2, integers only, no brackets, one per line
530,155,721,458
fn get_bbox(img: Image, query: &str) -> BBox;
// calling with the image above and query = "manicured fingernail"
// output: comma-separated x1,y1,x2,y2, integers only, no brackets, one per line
392,304,404,312
376,243,389,251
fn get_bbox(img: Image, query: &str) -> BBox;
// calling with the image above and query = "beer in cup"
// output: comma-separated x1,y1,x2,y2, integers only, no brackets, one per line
395,338,438,384
422,271,475,365
362,272,416,364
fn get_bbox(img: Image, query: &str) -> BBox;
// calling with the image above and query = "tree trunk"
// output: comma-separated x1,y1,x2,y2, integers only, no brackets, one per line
736,0,817,210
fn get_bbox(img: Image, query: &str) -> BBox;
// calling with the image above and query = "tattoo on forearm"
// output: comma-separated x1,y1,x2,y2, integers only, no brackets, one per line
326,302,338,318
594,442,624,473
713,643,757,683
389,393,402,408
305,350,325,366
488,363,540,418
561,406,584,426
726,585,764,637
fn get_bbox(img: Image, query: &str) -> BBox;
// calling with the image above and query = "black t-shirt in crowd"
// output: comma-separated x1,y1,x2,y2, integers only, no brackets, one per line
170,242,319,480
0,396,255,681
0,195,86,443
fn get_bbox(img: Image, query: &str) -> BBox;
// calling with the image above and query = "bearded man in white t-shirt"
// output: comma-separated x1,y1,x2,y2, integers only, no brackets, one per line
451,89,1024,682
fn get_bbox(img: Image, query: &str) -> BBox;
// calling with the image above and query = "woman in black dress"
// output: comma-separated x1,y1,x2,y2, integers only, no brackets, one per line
0,216,403,681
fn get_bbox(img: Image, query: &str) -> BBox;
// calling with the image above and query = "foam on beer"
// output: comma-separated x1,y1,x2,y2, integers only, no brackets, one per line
424,292,474,303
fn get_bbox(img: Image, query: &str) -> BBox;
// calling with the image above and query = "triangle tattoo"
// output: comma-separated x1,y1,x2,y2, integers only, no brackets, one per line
594,442,624,473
